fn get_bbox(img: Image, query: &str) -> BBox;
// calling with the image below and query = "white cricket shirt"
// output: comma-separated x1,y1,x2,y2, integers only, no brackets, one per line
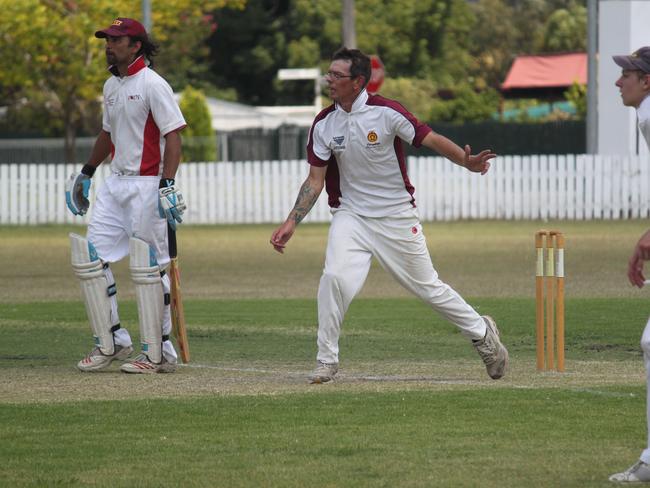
307,89,432,217
638,95,650,150
102,56,186,176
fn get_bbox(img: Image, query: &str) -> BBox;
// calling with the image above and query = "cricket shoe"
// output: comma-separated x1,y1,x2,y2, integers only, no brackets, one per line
610,461,650,483
77,345,133,372
308,361,338,384
473,315,509,380
120,354,177,374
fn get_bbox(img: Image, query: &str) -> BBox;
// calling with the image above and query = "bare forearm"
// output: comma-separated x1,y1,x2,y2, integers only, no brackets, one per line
162,131,182,179
87,130,112,167
422,132,465,166
288,179,322,224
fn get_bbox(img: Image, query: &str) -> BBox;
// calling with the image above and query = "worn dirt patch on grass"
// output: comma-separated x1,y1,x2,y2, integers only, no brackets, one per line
1,358,643,404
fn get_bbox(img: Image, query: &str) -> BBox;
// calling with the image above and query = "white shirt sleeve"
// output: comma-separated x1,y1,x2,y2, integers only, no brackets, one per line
638,98,650,151
102,80,111,133
392,110,417,144
148,76,186,136
308,119,331,166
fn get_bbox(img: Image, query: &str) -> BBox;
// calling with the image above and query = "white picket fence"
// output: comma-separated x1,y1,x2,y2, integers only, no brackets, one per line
1,154,649,225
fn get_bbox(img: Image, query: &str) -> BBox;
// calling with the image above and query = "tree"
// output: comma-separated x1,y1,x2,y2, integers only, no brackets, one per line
179,86,217,162
0,0,243,162
0,0,113,161
539,2,587,53
468,0,588,90
378,78,440,122
207,0,476,105
152,2,244,92
206,0,292,105
468,0,519,90
429,86,500,124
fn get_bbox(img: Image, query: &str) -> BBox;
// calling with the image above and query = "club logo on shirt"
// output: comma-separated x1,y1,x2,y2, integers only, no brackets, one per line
366,130,380,148
332,135,346,150
128,94,142,101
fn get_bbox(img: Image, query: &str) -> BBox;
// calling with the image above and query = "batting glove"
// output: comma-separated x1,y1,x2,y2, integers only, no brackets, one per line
65,164,95,216
158,178,187,230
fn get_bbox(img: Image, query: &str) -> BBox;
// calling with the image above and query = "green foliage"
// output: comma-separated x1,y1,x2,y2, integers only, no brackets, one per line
207,1,292,105
377,77,440,122
205,0,588,124
0,0,593,138
565,81,587,119
151,1,245,91
287,36,321,68
429,86,500,124
540,2,587,52
0,0,242,157
208,0,477,105
179,86,217,162
0,0,116,153
0,98,64,138
468,0,520,90
468,0,588,93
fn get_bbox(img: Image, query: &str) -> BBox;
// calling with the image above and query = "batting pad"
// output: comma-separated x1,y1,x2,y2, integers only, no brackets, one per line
69,233,115,355
129,237,164,363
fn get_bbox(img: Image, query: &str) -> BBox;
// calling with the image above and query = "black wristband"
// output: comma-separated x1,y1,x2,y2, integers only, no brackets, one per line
81,164,96,178
159,178,175,189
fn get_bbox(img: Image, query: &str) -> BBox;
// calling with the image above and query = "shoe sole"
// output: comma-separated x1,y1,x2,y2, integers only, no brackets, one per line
120,363,177,374
77,361,113,372
309,376,334,384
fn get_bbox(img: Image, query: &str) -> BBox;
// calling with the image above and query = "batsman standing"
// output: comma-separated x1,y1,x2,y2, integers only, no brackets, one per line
66,18,187,374
610,47,650,483
270,48,508,384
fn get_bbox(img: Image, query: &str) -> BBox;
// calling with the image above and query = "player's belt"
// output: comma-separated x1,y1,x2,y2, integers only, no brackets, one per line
112,170,153,177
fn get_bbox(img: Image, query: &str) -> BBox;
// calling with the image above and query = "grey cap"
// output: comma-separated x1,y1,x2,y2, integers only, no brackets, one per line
613,46,650,73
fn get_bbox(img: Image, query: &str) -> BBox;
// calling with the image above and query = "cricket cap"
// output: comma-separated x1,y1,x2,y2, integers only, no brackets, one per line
95,18,147,39
613,47,650,74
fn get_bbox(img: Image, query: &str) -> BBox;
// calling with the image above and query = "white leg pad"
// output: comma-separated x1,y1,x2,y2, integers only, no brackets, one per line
129,237,164,363
70,233,116,355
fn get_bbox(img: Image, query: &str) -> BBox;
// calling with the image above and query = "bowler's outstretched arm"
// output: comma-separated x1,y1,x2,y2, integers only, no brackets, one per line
421,132,496,175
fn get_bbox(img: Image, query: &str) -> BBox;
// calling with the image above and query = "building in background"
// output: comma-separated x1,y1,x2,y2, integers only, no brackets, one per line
500,52,586,120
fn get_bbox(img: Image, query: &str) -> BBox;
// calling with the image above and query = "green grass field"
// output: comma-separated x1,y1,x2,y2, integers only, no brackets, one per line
1,221,650,487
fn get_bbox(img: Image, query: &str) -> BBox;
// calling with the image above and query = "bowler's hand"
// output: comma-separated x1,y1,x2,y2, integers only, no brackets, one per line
270,220,296,254
628,230,650,287
463,145,496,175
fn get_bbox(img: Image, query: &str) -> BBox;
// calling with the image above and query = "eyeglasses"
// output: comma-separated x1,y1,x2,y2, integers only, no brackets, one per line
325,71,355,80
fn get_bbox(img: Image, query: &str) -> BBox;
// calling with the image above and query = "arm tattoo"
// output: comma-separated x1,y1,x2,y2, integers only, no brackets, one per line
291,181,319,224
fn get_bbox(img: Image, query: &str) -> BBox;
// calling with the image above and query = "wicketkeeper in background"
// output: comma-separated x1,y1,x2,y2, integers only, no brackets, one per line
270,47,508,384
66,18,186,374
610,46,650,484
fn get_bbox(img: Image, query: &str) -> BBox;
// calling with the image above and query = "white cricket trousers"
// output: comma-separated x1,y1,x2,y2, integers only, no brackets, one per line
640,318,650,463
316,209,486,364
85,174,176,362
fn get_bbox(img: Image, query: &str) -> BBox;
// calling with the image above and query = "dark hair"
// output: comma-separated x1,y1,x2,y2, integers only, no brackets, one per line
332,47,371,88
129,35,159,67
